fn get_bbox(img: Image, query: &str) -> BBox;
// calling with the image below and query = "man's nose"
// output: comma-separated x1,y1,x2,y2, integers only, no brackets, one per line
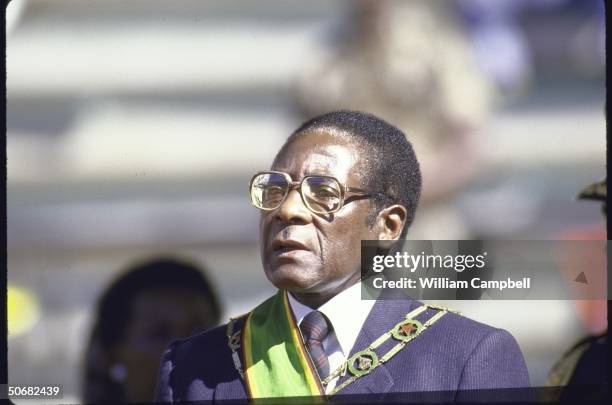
276,188,311,224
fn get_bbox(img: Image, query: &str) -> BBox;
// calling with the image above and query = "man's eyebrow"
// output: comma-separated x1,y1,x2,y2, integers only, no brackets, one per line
303,171,333,177
303,163,338,177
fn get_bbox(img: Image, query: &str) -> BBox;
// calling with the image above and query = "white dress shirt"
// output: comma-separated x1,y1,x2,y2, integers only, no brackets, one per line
287,282,376,394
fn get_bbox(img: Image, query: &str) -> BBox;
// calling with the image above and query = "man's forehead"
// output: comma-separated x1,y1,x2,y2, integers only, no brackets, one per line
273,138,361,180
303,146,352,169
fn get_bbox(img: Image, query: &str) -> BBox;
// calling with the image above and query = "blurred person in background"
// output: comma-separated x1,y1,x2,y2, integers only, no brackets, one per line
457,0,605,93
545,179,607,400
556,178,607,336
82,257,222,403
295,0,492,211
294,0,604,240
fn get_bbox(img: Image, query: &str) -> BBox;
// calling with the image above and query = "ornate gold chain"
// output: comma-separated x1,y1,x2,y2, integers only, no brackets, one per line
226,305,460,395
226,315,246,380
322,304,453,395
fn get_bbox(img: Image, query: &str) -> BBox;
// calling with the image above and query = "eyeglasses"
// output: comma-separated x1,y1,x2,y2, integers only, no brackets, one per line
249,171,386,215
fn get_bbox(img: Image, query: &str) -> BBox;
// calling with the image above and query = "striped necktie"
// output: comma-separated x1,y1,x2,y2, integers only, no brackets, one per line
299,310,331,380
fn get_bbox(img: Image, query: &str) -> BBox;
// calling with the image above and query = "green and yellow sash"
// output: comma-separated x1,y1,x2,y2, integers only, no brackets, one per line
230,290,454,400
241,290,324,399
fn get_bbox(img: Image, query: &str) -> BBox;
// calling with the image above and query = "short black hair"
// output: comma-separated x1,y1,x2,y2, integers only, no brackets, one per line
95,256,222,348
287,110,421,239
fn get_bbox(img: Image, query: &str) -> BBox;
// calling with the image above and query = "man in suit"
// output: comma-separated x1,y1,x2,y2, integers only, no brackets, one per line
154,110,530,403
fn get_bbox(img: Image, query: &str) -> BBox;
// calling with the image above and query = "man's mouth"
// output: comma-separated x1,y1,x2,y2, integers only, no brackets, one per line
271,239,310,256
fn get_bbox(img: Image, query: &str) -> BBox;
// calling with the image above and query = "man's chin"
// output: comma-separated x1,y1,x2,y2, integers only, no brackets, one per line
265,263,320,293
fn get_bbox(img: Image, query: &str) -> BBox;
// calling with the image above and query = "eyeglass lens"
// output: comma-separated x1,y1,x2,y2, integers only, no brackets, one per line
302,176,342,213
251,173,288,210
251,173,343,213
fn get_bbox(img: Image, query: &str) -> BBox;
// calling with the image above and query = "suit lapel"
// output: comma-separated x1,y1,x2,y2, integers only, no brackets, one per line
336,291,419,395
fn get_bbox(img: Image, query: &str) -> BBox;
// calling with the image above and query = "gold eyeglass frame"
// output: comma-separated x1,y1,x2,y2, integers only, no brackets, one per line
249,170,386,215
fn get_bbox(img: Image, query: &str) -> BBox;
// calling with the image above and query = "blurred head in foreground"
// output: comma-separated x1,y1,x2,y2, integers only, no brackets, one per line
82,257,222,403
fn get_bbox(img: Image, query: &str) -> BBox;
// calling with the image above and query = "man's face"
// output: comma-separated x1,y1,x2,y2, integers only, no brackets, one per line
260,131,379,299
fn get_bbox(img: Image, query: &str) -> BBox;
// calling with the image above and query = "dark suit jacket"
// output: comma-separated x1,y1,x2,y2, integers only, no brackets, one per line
154,295,530,403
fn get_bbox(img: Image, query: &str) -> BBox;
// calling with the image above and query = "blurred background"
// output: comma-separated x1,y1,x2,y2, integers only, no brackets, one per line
6,0,606,403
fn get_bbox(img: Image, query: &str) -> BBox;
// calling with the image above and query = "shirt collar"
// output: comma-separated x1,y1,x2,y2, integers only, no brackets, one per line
287,282,376,356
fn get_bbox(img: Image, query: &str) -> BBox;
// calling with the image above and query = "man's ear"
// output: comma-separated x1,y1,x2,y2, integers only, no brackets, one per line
377,204,407,240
